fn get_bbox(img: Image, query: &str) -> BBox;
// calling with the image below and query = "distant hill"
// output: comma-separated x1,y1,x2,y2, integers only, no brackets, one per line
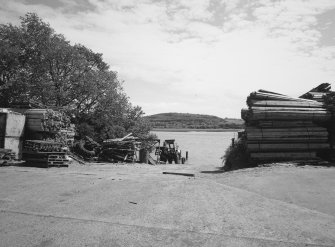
144,113,244,130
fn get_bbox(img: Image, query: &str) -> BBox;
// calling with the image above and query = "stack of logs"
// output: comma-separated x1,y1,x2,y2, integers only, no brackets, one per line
241,89,331,162
99,134,141,163
300,83,331,103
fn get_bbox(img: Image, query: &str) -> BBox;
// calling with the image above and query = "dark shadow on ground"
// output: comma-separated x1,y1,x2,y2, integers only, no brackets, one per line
200,170,225,174
201,166,226,173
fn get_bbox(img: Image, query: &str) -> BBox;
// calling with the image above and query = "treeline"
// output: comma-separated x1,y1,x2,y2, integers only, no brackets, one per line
0,13,151,142
145,113,244,129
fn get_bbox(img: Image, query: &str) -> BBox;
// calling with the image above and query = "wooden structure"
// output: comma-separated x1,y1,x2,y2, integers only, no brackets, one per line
0,110,26,159
22,140,68,167
241,86,332,163
99,134,141,163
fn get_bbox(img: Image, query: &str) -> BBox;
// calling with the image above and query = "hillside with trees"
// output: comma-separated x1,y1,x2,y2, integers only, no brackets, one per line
0,13,151,142
145,113,244,130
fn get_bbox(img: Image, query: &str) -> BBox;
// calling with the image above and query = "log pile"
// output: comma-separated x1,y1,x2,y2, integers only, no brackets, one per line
300,83,331,103
241,89,331,162
99,134,141,163
300,83,335,153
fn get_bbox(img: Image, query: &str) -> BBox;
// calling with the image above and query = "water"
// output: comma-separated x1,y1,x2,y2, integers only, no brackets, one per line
151,131,237,169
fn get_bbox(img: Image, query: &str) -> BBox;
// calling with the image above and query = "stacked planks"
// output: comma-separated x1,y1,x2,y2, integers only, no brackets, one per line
301,83,335,154
241,90,331,162
25,109,70,133
22,140,68,167
300,83,331,103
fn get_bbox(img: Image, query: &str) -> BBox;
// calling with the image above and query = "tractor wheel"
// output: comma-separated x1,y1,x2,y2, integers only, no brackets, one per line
76,141,95,157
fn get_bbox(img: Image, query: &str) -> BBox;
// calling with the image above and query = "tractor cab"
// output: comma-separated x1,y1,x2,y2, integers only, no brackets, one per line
155,139,182,164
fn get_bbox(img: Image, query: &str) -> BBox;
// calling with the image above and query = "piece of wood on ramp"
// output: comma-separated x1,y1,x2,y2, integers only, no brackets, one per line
162,172,195,177
148,154,156,165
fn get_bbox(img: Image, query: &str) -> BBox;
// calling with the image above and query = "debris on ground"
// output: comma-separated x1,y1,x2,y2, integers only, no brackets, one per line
162,172,195,177
73,136,100,161
99,134,141,163
0,148,16,166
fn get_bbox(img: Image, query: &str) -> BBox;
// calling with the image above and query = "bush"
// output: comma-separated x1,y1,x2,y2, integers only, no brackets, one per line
222,137,251,171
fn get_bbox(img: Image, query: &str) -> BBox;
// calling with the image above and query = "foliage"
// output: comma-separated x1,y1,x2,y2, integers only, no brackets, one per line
42,109,71,132
222,137,250,171
145,113,244,129
0,13,151,141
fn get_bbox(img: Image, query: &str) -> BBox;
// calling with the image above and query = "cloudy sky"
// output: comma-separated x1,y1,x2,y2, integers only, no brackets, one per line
1,0,335,118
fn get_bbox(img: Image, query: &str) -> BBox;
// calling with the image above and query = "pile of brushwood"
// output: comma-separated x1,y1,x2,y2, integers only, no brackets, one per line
223,84,335,171
99,135,141,163
72,133,156,163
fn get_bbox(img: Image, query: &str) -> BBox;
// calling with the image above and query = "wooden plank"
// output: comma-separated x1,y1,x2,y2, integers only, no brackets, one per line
148,154,156,165
162,172,195,177
249,100,323,108
251,107,326,112
249,112,331,121
248,91,318,103
250,152,318,160
257,120,316,128
247,143,329,152
247,138,328,143
247,132,328,138
246,127,327,132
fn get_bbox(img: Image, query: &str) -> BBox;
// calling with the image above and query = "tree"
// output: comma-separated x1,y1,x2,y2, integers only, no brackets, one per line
0,13,152,141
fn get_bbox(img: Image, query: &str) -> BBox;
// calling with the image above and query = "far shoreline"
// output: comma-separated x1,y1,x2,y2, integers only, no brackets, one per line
151,128,243,132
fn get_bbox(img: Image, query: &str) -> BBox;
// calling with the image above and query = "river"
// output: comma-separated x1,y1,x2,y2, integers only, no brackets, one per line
151,131,238,170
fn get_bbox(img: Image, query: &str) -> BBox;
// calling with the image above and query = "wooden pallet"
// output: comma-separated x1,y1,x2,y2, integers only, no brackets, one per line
23,152,68,168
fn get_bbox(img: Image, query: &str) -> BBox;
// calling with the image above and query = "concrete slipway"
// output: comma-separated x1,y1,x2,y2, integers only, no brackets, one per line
0,162,335,246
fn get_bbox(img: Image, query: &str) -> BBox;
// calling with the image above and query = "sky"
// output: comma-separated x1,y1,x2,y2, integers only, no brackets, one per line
1,0,335,118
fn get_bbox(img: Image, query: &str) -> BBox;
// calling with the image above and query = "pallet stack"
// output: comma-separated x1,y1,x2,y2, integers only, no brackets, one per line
22,109,74,168
241,89,331,162
22,140,68,167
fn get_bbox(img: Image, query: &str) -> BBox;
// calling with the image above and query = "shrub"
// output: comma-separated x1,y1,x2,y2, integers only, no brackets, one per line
222,136,251,171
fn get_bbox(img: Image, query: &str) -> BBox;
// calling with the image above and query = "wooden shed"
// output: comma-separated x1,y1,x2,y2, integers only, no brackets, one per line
0,110,26,159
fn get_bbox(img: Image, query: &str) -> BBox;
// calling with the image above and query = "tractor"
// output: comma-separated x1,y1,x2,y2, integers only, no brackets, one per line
155,139,183,164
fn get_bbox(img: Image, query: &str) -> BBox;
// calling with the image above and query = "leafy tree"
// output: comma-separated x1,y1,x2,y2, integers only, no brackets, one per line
0,13,152,140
